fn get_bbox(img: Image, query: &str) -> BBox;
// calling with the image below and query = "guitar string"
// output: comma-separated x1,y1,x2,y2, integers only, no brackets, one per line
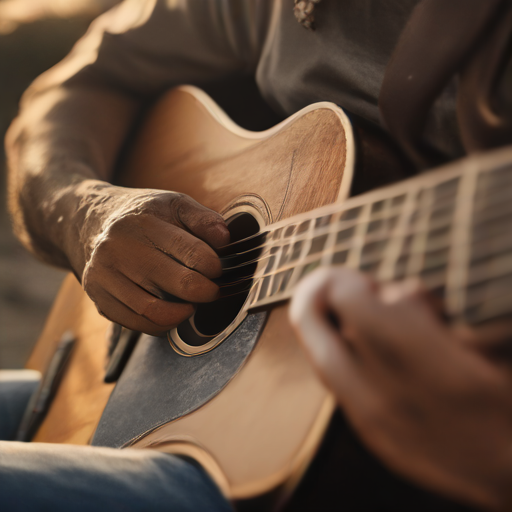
216,171,510,256
208,173,512,321
220,203,452,268
215,204,512,282
217,185,510,268
215,247,512,326
219,234,512,289
211,221,512,322
217,190,457,259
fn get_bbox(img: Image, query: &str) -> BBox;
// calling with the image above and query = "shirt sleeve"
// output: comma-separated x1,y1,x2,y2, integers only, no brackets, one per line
21,0,273,101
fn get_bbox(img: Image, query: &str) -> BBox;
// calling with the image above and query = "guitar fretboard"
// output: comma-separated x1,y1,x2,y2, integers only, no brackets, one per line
220,152,512,325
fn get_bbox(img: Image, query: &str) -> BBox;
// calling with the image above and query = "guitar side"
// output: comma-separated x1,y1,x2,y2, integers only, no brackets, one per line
26,86,355,502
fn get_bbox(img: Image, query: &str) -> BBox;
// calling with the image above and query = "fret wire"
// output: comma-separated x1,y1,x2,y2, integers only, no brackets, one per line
249,279,261,306
445,164,478,317
243,235,446,290
378,186,419,282
286,218,317,293
319,217,338,270
346,203,371,269
406,187,434,277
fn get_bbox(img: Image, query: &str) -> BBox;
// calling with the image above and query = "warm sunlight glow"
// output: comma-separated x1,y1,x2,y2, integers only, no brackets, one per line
0,0,117,34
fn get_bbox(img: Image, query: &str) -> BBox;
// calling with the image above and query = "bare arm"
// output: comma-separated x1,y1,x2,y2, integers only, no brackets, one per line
6,80,229,336
6,83,139,271
5,0,271,335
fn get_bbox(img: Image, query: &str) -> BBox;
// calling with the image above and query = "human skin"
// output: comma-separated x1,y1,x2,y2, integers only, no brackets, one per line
289,267,512,511
6,83,229,336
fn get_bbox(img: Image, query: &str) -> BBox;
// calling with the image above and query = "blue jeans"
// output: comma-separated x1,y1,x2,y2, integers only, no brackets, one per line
0,370,232,512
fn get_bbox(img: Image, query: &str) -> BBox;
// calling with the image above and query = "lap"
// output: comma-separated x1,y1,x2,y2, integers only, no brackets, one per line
0,371,231,512
0,441,232,512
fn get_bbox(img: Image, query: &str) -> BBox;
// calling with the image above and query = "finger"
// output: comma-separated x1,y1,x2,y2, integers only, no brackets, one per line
127,248,220,303
172,195,230,249
290,268,375,409
142,216,223,279
94,293,180,337
86,272,195,334
304,269,459,389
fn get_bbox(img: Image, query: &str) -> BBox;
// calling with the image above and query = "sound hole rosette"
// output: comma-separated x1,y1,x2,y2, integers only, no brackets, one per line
168,206,266,357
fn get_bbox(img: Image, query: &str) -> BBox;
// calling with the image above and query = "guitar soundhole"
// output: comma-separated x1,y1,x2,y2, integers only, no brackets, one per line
175,212,262,347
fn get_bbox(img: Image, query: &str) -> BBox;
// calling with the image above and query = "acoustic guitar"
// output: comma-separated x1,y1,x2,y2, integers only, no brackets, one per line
25,85,512,509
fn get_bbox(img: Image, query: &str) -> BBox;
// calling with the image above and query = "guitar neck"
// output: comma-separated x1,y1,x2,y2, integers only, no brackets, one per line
236,153,512,325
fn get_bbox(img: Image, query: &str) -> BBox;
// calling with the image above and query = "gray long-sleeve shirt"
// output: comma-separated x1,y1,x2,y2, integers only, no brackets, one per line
22,0,466,160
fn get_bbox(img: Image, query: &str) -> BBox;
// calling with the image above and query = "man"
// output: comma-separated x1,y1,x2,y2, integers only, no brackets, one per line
3,0,512,510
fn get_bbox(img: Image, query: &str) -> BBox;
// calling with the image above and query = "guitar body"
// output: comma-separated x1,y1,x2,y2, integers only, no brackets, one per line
26,87,355,503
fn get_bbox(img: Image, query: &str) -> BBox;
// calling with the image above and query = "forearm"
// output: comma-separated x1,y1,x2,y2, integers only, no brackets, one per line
6,82,140,272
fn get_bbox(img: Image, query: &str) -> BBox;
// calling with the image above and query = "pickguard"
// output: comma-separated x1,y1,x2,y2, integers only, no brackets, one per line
92,312,267,448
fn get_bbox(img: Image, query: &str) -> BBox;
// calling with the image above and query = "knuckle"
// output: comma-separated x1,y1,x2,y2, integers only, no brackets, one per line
169,193,187,217
107,216,131,237
183,243,204,269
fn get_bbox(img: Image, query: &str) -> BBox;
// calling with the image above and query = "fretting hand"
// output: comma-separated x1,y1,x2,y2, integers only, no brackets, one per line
290,267,512,511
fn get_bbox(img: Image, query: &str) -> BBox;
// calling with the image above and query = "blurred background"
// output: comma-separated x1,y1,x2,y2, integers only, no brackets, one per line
0,0,119,368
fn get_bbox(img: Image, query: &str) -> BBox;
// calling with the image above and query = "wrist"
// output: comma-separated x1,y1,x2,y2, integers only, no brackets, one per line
60,178,117,281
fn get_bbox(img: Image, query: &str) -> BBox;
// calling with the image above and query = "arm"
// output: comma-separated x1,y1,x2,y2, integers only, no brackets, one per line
7,82,228,335
6,0,271,335
290,267,512,511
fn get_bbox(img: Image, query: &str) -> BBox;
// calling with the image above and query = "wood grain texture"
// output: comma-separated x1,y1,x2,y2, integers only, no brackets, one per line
26,86,353,500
